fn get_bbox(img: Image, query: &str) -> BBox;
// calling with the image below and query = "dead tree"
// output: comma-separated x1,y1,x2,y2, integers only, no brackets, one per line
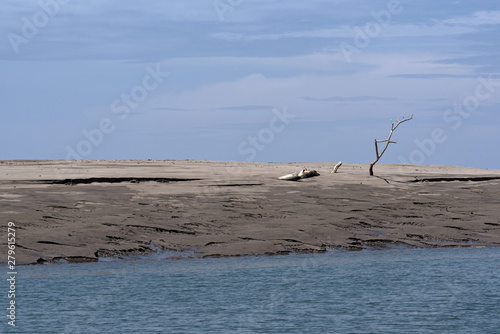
369,115,413,176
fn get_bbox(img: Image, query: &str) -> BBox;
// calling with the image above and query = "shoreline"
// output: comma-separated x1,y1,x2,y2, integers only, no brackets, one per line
16,244,500,267
1,160,500,265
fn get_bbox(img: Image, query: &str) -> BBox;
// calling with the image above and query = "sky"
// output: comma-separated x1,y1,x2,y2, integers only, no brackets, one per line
1,0,499,169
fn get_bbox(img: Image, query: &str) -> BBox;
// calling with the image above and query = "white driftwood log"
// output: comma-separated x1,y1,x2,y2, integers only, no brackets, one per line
331,161,342,173
279,168,320,181
298,168,320,178
278,173,301,181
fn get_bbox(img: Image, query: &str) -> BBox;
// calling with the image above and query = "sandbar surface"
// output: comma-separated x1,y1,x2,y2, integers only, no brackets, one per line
1,160,499,264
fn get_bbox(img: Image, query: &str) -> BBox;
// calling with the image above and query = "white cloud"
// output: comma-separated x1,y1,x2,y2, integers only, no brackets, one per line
167,53,349,72
211,22,480,43
145,52,488,127
211,11,500,43
211,27,354,41
379,23,478,37
61,0,217,22
443,10,500,26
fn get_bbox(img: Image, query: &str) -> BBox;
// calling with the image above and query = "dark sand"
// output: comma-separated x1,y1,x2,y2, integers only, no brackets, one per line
1,160,500,264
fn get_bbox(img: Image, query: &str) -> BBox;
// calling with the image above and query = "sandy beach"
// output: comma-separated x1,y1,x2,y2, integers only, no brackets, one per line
1,160,500,264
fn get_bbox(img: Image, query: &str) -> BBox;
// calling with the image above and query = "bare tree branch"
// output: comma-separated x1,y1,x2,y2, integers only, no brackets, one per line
369,115,413,176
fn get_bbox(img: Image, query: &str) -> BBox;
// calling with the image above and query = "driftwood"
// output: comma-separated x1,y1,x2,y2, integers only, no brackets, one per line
278,173,301,181
279,168,320,181
299,168,320,179
369,115,413,176
331,161,342,173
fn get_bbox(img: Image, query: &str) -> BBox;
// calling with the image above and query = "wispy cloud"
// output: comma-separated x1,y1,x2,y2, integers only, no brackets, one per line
302,96,398,102
214,105,274,111
211,11,500,44
210,28,353,41
443,11,500,26
211,23,479,42
390,74,480,79
153,107,195,112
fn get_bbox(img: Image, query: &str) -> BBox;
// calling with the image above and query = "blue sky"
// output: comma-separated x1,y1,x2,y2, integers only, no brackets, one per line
1,0,499,169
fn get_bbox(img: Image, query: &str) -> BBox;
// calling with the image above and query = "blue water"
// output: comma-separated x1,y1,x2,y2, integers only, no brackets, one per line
2,247,500,333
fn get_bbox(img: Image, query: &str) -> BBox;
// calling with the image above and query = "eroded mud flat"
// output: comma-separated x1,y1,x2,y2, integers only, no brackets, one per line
1,160,499,264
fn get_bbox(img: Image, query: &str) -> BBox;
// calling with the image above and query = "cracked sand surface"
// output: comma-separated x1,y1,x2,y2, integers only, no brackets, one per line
1,160,499,264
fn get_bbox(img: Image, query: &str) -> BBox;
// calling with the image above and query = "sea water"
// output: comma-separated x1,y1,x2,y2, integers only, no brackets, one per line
2,247,499,334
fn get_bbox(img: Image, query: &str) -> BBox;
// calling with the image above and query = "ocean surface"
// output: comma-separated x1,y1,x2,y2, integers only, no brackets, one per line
3,247,500,334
